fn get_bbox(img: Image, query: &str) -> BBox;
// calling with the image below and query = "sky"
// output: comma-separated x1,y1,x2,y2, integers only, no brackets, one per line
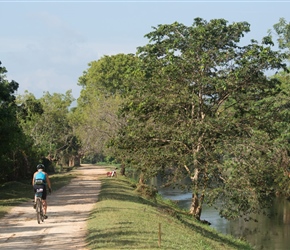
1,1,290,100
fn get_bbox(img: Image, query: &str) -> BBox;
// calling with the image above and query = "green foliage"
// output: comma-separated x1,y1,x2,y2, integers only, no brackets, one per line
0,62,39,182
16,90,80,172
78,53,138,96
112,18,289,220
271,17,290,51
72,54,139,160
135,183,158,199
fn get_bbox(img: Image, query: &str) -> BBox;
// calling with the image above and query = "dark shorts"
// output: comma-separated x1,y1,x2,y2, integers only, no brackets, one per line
33,184,47,200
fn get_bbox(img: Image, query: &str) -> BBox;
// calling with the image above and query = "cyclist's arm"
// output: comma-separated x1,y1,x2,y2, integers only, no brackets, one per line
32,173,36,185
46,174,51,189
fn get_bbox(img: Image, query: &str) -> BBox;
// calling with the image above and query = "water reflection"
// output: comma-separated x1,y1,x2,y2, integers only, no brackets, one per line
159,187,290,250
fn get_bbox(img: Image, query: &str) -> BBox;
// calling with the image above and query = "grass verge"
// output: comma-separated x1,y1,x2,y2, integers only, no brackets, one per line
86,176,253,250
0,170,76,219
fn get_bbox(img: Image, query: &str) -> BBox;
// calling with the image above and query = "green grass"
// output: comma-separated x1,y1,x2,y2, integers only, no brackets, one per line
86,176,253,250
0,171,76,219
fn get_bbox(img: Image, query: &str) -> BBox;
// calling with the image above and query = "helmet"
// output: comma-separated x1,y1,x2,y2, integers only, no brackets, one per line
37,164,45,170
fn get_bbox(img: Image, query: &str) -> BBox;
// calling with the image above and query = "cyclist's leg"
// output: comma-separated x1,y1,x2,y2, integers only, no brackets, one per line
33,185,38,208
43,200,47,213
42,187,48,216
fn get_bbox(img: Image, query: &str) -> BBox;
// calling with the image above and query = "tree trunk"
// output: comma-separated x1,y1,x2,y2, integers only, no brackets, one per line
74,155,80,166
188,167,203,220
189,192,202,220
139,172,145,185
120,164,126,175
69,157,74,167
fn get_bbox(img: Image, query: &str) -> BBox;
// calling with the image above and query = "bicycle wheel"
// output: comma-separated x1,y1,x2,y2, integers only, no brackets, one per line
36,198,41,224
40,201,44,222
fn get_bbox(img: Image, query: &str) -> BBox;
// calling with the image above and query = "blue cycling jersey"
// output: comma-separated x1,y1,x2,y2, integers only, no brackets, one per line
35,171,46,185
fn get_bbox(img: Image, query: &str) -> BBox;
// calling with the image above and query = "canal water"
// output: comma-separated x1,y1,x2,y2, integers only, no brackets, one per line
159,188,290,250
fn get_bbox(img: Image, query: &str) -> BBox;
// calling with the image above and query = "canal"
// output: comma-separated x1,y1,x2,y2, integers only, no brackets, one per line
159,188,290,250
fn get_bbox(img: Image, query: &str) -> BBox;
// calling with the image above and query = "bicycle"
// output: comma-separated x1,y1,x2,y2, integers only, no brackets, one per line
35,187,45,224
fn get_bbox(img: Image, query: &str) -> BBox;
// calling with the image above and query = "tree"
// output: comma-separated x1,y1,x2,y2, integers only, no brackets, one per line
113,18,288,220
269,17,290,52
268,18,290,196
0,62,37,181
16,91,44,146
17,90,77,170
73,54,138,163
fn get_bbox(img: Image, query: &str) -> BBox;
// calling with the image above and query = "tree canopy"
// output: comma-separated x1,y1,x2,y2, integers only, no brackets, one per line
72,54,138,162
112,18,289,220
16,90,78,170
0,62,36,181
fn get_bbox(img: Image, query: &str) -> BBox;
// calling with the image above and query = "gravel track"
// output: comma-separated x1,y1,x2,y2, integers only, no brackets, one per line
0,164,107,250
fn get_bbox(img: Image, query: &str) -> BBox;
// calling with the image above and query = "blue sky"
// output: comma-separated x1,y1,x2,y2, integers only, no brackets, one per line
1,1,290,99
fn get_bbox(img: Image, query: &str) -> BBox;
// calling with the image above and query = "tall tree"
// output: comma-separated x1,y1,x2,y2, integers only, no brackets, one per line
16,91,44,147
0,62,36,181
268,17,290,194
73,54,138,161
270,17,290,52
113,18,288,220
17,91,77,170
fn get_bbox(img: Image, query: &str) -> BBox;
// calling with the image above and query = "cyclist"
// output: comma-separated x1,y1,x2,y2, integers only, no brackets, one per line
32,164,52,219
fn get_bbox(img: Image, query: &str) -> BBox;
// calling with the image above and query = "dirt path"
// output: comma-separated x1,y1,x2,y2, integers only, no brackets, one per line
0,164,107,250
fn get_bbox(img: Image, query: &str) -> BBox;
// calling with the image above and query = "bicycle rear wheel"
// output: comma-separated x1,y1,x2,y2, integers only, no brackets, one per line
40,202,44,222
36,198,42,224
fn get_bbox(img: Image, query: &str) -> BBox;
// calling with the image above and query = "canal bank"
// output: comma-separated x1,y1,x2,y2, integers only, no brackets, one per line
159,188,290,250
